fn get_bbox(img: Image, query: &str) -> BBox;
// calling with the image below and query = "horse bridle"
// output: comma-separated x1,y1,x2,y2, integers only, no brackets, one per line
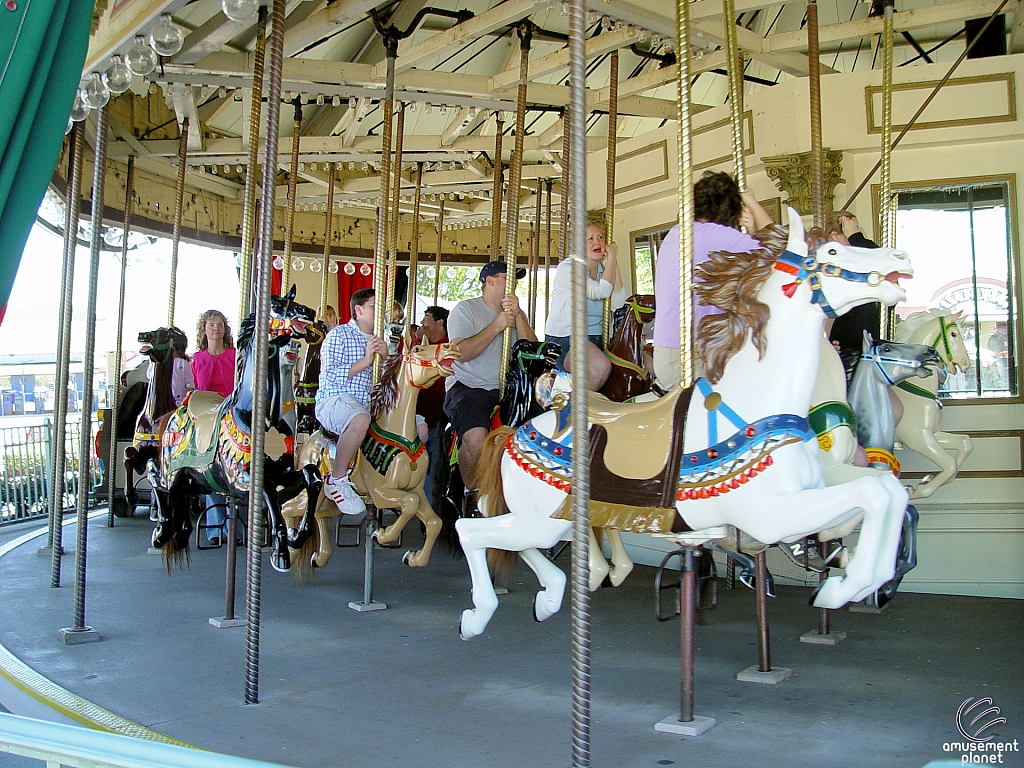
861,349,928,386
931,315,956,363
403,345,451,389
774,249,886,318
626,297,655,326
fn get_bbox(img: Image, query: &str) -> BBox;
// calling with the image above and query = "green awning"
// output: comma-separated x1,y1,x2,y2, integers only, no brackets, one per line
0,0,93,319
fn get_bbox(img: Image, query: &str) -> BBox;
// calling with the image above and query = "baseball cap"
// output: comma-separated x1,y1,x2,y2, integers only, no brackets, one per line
479,261,527,282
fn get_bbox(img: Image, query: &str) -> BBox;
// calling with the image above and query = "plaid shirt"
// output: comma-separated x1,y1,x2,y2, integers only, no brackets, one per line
317,319,372,406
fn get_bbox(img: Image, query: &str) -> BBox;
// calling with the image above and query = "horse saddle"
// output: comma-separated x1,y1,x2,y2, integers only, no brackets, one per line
186,391,226,454
552,385,694,533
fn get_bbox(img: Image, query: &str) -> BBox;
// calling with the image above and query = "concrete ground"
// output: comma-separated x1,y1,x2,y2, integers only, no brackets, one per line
0,513,1020,768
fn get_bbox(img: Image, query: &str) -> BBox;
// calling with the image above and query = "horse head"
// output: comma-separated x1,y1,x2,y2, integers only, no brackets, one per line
269,288,316,343
137,327,176,364
860,331,942,385
512,340,561,379
403,340,461,389
780,207,913,317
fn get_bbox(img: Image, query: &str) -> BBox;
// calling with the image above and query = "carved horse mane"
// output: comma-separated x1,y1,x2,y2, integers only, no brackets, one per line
369,352,404,419
894,307,965,343
695,224,787,384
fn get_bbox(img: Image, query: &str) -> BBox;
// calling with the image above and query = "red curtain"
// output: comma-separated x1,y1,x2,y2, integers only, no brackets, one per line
272,263,282,296
337,266,374,324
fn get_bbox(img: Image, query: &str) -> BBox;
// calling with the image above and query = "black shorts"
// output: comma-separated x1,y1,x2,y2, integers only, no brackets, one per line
443,381,499,436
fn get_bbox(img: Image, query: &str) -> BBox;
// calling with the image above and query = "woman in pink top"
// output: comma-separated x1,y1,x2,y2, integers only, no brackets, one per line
191,310,236,397
190,309,237,545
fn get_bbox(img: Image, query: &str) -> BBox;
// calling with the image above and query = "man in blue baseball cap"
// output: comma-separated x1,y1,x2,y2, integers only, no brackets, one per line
443,261,535,499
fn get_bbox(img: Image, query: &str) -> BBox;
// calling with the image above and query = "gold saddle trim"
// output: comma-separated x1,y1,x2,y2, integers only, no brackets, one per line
587,386,685,480
186,391,226,454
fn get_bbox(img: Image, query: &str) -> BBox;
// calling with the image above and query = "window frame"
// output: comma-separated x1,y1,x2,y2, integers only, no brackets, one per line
871,173,1022,405
629,221,675,296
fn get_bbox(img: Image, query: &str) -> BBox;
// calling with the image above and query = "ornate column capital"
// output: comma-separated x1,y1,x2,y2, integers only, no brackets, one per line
761,150,845,216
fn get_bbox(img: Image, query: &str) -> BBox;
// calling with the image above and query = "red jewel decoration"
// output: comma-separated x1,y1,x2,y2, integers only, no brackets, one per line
710,487,720,496
554,446,563,456
728,478,740,489
746,426,755,437
765,454,774,466
707,449,718,459
691,456,698,463
5,1,17,11
530,431,537,439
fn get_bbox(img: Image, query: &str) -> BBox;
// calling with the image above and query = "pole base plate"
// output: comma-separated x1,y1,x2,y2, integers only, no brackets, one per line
654,714,716,736
209,617,246,628
736,665,792,684
849,601,886,614
58,627,101,645
146,548,162,555
348,601,387,612
800,629,847,645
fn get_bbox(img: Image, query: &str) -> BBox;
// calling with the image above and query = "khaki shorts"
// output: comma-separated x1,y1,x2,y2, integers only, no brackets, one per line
316,393,370,436
653,346,705,390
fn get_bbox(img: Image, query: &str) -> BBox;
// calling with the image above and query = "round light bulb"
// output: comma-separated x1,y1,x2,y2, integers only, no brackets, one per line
292,258,305,272
125,35,157,76
102,55,132,94
328,261,339,274
150,14,184,57
343,262,356,275
359,263,371,276
272,255,285,270
82,73,110,109
70,89,90,122
221,0,257,23
310,259,322,273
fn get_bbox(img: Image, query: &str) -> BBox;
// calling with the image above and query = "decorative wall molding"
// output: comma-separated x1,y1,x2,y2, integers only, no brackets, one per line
865,72,1016,134
762,149,844,215
614,139,669,196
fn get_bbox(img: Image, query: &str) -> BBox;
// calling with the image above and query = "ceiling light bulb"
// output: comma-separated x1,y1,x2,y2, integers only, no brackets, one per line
292,258,305,272
349,97,356,109
348,162,355,170
332,95,340,107
360,263,371,276
273,255,285,270
344,262,356,275
310,259,322,273
425,104,432,114
102,55,132,94
82,72,110,109
150,14,184,57
223,165,230,174
316,94,325,105
236,165,243,173
70,89,90,122
125,35,157,76
310,162,317,171
222,0,257,22
328,260,339,274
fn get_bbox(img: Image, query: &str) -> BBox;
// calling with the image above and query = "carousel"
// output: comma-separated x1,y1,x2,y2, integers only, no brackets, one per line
0,0,1019,764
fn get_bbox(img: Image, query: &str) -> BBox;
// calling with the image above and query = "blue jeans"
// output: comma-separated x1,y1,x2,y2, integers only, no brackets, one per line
204,494,228,543
545,334,604,371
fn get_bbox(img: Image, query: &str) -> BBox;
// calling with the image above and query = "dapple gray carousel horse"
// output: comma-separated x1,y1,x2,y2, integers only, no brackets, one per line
456,209,914,640
893,309,973,499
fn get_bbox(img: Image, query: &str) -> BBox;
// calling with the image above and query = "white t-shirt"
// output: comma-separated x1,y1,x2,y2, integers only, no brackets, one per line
446,296,516,391
544,259,627,337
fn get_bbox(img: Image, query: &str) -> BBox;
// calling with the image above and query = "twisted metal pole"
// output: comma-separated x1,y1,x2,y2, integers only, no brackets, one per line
64,104,109,639
723,0,746,193
238,6,267,323
879,0,896,338
407,162,423,324
50,121,84,585
807,0,823,227
245,0,285,706
166,116,189,327
559,119,570,261
372,60,395,383
528,178,543,325
106,156,134,528
386,104,405,318
677,0,695,391
489,115,503,259
282,99,302,293
544,178,553,319
433,198,444,304
601,49,618,347
320,162,335,313
568,0,591,761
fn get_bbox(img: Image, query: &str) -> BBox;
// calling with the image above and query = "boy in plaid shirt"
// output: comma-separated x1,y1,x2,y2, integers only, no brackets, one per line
315,288,387,513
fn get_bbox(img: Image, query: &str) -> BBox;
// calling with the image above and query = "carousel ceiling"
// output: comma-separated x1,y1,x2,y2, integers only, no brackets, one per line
73,0,1022,235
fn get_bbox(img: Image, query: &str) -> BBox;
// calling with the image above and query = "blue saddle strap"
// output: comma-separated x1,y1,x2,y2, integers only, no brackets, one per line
696,378,747,445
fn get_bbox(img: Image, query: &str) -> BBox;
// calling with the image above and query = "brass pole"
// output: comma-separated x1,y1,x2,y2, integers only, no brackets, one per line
433,198,445,304
529,178,543,325
559,117,570,261
544,178,553,320
880,0,896,338
238,5,267,323
106,156,134,528
677,0,695,390
601,49,619,348
372,65,395,382
807,0,824,227
282,98,302,293
407,162,423,325
320,162,335,314
723,0,746,192
386,103,405,320
490,115,504,259
167,116,189,327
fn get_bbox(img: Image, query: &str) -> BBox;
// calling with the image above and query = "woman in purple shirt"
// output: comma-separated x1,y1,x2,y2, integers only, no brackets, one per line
653,171,773,389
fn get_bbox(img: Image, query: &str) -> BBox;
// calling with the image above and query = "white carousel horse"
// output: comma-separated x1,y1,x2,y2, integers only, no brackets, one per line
892,309,973,499
455,208,914,640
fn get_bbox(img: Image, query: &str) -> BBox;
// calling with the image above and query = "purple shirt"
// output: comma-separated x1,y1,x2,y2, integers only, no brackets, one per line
653,221,760,349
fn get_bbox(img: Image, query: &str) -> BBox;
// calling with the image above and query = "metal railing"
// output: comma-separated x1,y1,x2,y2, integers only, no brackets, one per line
0,712,297,768
0,420,90,527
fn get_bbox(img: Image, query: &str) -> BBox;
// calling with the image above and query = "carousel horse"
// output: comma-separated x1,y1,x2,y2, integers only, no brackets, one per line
123,326,189,512
283,338,460,575
893,309,973,499
599,294,656,402
295,321,326,434
456,208,915,639
147,289,317,572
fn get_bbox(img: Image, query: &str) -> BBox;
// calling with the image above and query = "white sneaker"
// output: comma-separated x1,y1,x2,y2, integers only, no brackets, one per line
324,473,366,515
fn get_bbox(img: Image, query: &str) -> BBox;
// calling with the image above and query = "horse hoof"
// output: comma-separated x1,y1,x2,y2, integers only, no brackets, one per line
402,550,412,566
310,554,319,569
271,555,289,573
459,610,478,641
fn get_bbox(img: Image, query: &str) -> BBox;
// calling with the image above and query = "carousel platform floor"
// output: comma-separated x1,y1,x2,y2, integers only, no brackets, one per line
0,512,1020,768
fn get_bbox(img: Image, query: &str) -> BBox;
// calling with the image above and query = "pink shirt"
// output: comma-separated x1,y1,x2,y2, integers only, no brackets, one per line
191,348,237,397
653,221,759,349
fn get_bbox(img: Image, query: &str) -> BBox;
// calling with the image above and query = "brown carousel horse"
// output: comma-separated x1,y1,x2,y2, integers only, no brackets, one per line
599,294,656,402
283,336,460,579
295,321,326,433
123,326,189,513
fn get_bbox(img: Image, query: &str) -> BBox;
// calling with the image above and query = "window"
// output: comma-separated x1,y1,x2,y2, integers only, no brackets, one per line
892,178,1018,399
631,225,672,295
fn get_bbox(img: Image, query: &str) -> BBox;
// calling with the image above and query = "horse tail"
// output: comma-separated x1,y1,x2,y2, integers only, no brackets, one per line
293,508,319,584
478,426,518,583
434,425,464,558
